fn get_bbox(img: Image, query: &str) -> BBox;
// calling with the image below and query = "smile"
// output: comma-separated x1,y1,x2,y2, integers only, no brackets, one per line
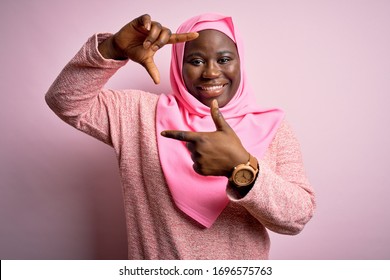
199,84,225,91
196,84,228,98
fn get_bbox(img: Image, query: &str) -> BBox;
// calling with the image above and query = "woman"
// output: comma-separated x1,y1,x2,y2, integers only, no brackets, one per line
46,13,315,259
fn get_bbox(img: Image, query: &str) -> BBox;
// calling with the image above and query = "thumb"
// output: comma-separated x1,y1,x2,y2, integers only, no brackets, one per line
211,99,231,131
142,57,160,84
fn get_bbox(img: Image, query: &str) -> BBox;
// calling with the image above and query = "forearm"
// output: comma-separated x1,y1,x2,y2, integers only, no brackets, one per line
227,121,315,235
45,33,127,124
232,163,315,235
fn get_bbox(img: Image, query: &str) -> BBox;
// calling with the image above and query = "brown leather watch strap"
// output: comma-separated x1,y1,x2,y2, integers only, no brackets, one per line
248,154,259,172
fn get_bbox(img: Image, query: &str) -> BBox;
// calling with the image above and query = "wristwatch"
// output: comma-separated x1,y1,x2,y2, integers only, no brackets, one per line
229,154,259,187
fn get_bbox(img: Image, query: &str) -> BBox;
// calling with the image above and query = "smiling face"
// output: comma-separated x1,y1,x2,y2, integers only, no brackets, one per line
182,29,241,108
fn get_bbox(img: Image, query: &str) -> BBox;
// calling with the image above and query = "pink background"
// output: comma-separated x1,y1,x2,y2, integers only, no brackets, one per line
1,0,389,259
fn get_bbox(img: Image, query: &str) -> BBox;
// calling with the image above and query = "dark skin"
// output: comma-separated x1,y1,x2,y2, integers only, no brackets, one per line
161,99,248,177
98,14,252,184
98,14,199,83
182,29,241,108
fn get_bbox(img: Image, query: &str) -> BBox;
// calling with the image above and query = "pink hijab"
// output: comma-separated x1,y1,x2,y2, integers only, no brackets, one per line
156,13,284,228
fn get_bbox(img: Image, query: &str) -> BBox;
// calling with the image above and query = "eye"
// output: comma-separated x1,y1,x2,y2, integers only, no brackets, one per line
188,58,204,66
218,57,232,64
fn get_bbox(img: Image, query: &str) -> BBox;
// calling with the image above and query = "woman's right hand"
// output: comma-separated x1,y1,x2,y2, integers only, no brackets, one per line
98,14,198,84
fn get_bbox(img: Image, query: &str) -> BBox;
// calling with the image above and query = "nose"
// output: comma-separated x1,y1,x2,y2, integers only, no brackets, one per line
202,61,221,79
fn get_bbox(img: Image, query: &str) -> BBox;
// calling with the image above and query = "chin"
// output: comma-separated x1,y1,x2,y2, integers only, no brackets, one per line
215,95,233,108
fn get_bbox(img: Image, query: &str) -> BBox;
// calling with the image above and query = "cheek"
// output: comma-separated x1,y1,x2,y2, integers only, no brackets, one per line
182,67,192,87
228,64,241,88
182,67,200,91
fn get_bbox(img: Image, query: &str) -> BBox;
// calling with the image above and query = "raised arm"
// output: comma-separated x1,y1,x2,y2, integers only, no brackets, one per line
45,14,198,144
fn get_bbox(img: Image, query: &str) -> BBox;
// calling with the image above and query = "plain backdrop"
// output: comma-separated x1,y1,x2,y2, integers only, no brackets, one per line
1,0,389,259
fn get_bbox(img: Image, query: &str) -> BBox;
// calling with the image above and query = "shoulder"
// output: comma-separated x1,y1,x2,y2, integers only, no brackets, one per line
121,89,160,103
275,118,297,141
100,88,160,104
270,117,303,154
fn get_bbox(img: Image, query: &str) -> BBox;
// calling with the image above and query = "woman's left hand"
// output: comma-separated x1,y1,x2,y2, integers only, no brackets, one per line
161,100,249,177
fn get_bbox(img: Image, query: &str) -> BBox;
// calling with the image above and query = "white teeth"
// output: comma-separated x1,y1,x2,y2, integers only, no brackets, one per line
200,85,224,91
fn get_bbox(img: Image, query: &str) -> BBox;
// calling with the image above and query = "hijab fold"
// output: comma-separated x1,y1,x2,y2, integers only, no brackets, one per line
156,13,284,228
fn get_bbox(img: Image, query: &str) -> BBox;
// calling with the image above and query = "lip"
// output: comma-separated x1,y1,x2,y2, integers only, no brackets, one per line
196,83,228,98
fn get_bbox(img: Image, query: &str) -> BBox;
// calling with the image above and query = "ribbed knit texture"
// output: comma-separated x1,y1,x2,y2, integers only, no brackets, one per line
45,34,315,260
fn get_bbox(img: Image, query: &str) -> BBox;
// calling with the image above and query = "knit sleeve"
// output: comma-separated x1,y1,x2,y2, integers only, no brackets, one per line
45,33,129,146
227,120,316,235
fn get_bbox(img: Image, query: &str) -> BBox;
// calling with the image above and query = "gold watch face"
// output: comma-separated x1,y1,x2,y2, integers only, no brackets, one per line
234,168,254,186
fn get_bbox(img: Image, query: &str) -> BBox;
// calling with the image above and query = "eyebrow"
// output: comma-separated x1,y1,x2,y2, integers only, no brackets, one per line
185,51,237,58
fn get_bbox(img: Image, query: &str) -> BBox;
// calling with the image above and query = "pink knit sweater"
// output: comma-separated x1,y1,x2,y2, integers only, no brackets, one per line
45,34,315,260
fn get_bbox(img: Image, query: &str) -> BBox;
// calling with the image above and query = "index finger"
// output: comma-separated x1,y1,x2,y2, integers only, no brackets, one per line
168,32,199,44
161,130,200,142
133,14,152,32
